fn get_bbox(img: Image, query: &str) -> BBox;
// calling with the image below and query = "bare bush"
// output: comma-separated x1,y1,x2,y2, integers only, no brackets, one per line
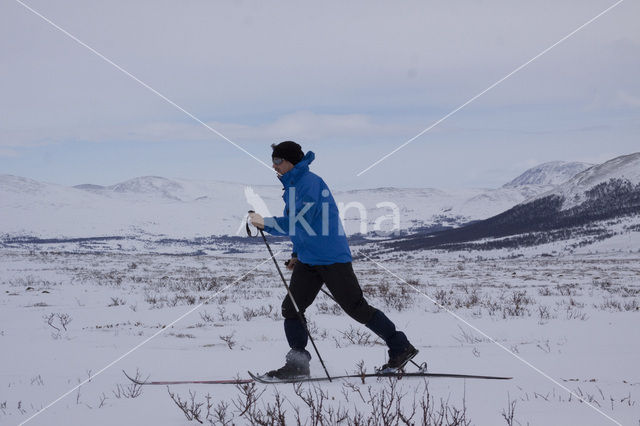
219,332,236,350
556,283,579,296
461,288,481,309
334,325,381,347
168,332,195,339
108,297,126,307
383,287,413,312
199,310,216,323
538,287,553,296
145,292,169,309
191,277,218,292
453,325,485,345
232,381,266,422
43,312,73,338
112,370,145,399
565,305,589,321
538,305,552,322
172,293,197,306
168,388,206,423
242,305,274,321
624,299,640,311
502,394,517,426
97,393,108,409
434,289,451,307
30,374,44,386
167,377,471,425
217,307,240,322
596,298,640,312
592,279,615,293
502,291,532,317
377,281,391,298
600,298,622,311
315,301,343,315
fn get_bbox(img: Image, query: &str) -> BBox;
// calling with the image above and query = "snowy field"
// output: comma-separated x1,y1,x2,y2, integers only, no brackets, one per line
1,243,639,425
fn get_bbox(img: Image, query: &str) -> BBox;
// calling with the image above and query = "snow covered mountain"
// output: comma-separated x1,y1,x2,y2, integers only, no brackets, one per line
503,161,593,187
390,153,640,251
0,158,598,239
533,153,640,209
0,175,277,238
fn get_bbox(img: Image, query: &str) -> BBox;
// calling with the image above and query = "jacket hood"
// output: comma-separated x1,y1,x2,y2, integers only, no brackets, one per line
279,151,315,186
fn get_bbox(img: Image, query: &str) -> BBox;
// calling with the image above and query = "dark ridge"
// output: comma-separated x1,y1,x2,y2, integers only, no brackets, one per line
73,184,106,190
387,179,640,251
2,236,126,244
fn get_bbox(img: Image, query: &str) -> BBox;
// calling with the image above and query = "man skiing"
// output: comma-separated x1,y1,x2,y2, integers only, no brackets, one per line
248,141,417,380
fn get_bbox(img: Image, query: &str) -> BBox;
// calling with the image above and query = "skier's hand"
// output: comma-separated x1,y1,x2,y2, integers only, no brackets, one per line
285,257,297,270
248,212,264,229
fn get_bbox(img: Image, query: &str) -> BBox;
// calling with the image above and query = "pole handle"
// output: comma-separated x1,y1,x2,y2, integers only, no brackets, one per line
246,210,259,237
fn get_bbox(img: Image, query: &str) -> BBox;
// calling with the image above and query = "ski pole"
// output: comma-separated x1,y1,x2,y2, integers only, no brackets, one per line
247,211,332,382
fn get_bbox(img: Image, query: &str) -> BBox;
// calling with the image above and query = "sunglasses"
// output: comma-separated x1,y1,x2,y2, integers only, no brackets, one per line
272,157,284,165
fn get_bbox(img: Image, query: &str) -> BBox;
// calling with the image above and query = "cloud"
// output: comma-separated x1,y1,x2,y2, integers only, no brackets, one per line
3,0,638,137
2,0,638,188
0,148,19,158
235,111,416,143
615,90,640,108
0,111,420,149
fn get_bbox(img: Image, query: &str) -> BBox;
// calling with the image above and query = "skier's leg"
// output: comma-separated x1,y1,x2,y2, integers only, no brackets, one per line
267,261,323,378
281,261,323,352
364,310,411,358
320,263,413,359
318,262,376,324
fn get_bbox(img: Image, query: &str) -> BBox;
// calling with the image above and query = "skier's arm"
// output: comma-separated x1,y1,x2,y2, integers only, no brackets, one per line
263,180,322,236
262,215,289,236
250,211,290,236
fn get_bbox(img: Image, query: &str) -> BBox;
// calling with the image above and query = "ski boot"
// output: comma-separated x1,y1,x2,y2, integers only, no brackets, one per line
265,349,311,380
376,344,419,374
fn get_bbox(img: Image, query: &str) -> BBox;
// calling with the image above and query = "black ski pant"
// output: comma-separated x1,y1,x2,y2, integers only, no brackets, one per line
281,261,410,357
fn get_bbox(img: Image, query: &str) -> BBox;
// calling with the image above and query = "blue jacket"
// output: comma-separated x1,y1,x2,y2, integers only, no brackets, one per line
263,151,352,265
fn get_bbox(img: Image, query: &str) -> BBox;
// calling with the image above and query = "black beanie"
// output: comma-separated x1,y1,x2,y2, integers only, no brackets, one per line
271,141,304,165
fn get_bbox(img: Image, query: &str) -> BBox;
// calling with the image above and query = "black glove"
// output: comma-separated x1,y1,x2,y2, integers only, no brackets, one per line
284,254,298,270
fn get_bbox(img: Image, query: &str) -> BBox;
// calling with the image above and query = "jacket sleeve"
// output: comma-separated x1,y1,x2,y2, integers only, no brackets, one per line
263,178,322,236
262,212,289,236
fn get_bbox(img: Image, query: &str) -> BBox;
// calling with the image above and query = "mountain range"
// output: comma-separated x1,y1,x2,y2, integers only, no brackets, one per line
2,155,635,248
387,153,640,252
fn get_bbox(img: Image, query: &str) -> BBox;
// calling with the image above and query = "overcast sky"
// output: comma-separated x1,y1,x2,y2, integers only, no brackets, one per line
1,0,638,190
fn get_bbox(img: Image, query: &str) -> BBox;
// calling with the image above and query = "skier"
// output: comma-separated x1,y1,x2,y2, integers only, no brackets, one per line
248,141,417,380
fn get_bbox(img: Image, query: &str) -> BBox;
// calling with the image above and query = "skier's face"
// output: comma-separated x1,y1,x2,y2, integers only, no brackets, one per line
273,158,294,176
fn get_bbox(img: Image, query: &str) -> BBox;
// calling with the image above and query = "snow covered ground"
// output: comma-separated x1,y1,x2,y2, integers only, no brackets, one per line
1,242,638,425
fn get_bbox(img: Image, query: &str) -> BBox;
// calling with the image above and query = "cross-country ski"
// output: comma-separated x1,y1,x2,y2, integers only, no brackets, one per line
248,370,512,384
123,370,253,386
